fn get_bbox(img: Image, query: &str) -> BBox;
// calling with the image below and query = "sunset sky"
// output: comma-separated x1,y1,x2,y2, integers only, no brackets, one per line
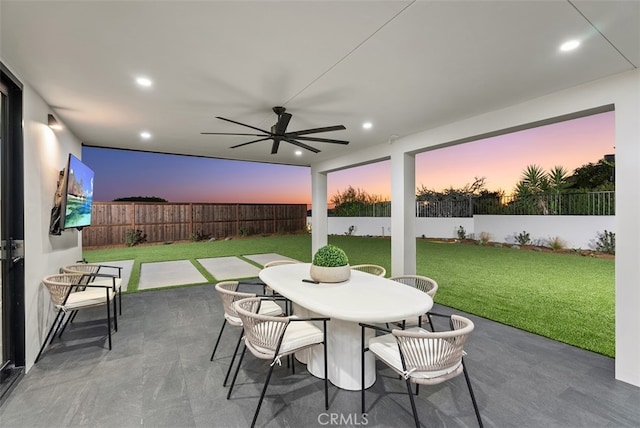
83,111,614,206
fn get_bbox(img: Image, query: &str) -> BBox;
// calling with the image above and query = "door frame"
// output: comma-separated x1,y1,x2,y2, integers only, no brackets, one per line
0,62,26,403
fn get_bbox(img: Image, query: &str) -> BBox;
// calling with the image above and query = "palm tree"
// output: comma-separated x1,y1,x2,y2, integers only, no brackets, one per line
513,165,568,215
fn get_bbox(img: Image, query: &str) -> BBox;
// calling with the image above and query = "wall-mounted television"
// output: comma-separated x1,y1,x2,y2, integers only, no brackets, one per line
62,154,94,229
50,154,94,234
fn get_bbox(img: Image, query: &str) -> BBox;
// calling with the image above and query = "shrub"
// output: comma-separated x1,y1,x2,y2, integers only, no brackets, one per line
515,231,531,245
191,230,211,242
594,230,615,254
457,225,467,240
477,231,491,245
125,229,147,247
547,236,567,251
312,244,349,267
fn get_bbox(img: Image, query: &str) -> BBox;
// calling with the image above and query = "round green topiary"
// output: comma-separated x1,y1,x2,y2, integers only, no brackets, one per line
312,244,349,267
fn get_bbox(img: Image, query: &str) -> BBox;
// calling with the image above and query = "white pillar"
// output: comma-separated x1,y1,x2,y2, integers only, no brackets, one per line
615,81,640,387
390,151,416,276
311,168,328,257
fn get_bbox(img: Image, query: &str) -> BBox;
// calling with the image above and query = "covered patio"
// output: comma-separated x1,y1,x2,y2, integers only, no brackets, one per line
0,1,638,424
1,285,638,427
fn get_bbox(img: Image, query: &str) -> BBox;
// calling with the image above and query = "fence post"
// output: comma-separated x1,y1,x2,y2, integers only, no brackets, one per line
131,202,135,230
188,203,193,240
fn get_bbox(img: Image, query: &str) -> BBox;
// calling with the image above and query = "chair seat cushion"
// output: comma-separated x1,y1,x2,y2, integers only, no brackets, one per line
89,278,122,289
225,300,282,326
369,327,461,380
250,320,323,357
60,288,115,310
279,321,323,354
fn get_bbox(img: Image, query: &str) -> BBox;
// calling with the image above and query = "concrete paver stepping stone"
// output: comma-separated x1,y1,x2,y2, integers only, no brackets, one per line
198,256,261,280
243,253,299,267
139,260,207,290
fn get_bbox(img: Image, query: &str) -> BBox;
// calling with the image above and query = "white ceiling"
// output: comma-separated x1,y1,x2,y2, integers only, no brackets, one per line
1,1,638,167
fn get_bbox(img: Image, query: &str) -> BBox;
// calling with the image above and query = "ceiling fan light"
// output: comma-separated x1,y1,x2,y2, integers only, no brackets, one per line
362,122,372,129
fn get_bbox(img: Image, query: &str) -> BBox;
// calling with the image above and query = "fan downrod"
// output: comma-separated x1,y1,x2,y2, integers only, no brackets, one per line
272,106,286,116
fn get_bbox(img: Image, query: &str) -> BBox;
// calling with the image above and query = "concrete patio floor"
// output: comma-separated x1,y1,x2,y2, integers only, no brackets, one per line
1,283,638,427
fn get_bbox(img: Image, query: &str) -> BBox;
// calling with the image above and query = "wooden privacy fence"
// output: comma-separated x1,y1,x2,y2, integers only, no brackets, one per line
82,202,308,247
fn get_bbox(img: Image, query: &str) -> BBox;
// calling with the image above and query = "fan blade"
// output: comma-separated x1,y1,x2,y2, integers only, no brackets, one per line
284,138,321,153
291,136,349,145
230,137,272,149
274,113,292,135
290,125,346,136
271,138,281,154
201,132,269,137
215,116,271,134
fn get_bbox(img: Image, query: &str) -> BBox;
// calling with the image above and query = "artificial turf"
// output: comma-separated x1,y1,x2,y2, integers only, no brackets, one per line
84,234,615,357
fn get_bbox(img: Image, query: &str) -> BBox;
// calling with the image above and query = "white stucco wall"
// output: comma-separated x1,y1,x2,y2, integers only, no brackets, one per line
318,216,612,250
474,215,615,249
415,218,474,240
19,74,83,371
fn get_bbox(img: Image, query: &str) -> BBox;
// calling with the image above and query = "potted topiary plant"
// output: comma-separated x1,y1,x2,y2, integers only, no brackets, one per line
309,244,351,283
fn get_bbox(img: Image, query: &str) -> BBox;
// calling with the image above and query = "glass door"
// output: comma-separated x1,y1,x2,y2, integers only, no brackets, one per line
0,64,25,404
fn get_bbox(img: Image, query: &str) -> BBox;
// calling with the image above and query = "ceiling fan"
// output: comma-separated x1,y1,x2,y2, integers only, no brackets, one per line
201,106,348,154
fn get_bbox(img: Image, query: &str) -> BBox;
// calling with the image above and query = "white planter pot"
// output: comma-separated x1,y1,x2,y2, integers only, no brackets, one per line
309,264,351,283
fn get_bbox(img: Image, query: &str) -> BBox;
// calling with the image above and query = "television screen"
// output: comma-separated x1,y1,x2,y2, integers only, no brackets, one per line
62,154,94,229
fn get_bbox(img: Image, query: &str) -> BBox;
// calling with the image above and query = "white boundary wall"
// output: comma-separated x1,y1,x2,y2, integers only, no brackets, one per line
314,215,614,250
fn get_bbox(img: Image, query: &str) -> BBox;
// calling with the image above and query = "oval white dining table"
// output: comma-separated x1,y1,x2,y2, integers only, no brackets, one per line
259,263,433,391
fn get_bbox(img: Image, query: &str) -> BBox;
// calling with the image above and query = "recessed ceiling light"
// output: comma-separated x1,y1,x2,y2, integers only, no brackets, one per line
559,40,580,52
362,122,372,129
140,131,151,140
136,77,153,87
295,150,302,156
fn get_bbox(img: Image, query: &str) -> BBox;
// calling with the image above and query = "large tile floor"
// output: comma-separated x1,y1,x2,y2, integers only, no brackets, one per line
1,283,638,427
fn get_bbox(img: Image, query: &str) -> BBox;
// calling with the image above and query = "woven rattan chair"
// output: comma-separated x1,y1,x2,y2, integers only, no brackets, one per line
210,281,284,386
228,297,330,428
263,259,298,268
262,259,298,299
35,273,117,363
62,263,123,315
360,313,482,428
389,275,438,330
351,264,386,277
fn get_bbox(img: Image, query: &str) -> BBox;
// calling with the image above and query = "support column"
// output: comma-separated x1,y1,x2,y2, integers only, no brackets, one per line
311,168,328,257
615,89,640,387
390,151,416,276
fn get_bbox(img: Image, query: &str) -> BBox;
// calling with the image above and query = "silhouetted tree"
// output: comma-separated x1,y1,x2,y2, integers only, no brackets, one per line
113,196,168,202
566,158,615,190
331,186,385,216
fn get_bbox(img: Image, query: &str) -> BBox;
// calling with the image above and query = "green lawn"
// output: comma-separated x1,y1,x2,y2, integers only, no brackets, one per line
84,234,615,357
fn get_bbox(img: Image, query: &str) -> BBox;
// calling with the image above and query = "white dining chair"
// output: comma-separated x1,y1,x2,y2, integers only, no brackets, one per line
389,275,438,330
210,281,283,386
61,263,123,315
360,313,482,427
35,273,117,363
228,296,330,428
351,264,386,277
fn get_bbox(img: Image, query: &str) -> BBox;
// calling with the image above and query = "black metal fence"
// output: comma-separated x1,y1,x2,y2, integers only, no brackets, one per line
331,191,615,217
